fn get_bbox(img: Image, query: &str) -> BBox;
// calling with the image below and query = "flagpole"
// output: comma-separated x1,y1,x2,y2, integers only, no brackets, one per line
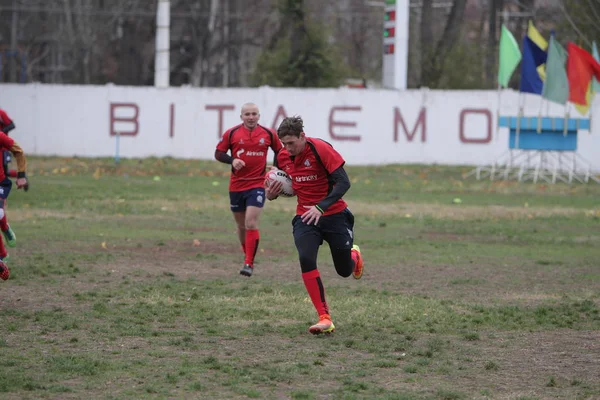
589,102,593,133
516,93,524,149
537,97,544,133
564,103,570,137
589,50,597,134
498,23,522,142
496,84,501,141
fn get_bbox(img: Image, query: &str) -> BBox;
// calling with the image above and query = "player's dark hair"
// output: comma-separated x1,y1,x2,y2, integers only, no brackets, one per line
277,116,304,138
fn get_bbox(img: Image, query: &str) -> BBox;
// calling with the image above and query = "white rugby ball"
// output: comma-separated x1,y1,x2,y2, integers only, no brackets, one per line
265,169,295,197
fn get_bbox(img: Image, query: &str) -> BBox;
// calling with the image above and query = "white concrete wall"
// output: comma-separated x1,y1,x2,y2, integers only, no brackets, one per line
2,83,599,170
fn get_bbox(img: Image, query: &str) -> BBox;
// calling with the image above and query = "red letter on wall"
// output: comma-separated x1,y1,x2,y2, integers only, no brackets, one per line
393,107,426,142
270,105,288,131
329,106,361,141
459,109,492,144
110,103,139,136
206,105,235,137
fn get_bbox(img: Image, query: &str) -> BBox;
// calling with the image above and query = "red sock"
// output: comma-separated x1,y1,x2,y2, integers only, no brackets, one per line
0,201,7,231
8,170,17,178
244,229,260,266
302,269,329,316
0,234,6,259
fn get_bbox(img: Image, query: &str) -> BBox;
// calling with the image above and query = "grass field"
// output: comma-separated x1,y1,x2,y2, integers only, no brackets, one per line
1,156,599,400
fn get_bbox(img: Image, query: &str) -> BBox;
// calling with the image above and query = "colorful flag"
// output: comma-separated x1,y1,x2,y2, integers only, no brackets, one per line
542,36,569,105
519,22,547,94
498,25,521,88
520,37,547,94
527,21,548,80
566,42,600,105
527,21,548,50
574,83,593,115
574,43,600,115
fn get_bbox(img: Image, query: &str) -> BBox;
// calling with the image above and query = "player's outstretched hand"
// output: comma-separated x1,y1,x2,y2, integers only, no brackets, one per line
301,206,323,225
16,177,28,190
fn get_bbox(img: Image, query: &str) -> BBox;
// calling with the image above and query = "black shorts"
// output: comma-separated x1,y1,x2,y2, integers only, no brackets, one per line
292,208,355,250
3,150,10,174
0,178,12,200
229,188,265,213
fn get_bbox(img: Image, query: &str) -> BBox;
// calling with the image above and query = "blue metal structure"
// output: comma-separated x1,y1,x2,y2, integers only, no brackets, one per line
466,115,598,183
498,116,590,151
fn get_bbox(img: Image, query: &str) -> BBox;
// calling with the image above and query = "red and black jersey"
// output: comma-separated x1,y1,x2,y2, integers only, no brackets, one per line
275,137,347,216
0,109,13,132
216,124,283,192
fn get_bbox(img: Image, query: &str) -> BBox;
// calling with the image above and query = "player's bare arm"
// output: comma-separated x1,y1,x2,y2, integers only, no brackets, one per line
8,141,28,189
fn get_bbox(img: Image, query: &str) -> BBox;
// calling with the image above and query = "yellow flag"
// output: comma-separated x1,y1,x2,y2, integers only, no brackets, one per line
575,82,594,115
528,21,548,50
528,21,547,81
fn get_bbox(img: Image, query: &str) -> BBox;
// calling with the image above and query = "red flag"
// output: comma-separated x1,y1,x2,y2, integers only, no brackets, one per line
567,42,600,105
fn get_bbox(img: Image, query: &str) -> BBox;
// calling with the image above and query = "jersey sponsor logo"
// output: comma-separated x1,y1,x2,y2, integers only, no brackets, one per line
236,149,245,158
295,174,318,182
246,151,265,156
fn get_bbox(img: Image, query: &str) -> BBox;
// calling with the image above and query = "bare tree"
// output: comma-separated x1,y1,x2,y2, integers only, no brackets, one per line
168,0,273,87
558,0,600,48
325,0,382,82
485,0,498,87
420,0,468,88
0,0,570,89
420,0,434,85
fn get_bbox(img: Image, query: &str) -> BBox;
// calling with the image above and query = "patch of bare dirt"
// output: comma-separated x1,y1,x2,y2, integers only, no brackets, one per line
354,258,599,306
465,329,600,399
2,238,297,314
363,330,600,399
